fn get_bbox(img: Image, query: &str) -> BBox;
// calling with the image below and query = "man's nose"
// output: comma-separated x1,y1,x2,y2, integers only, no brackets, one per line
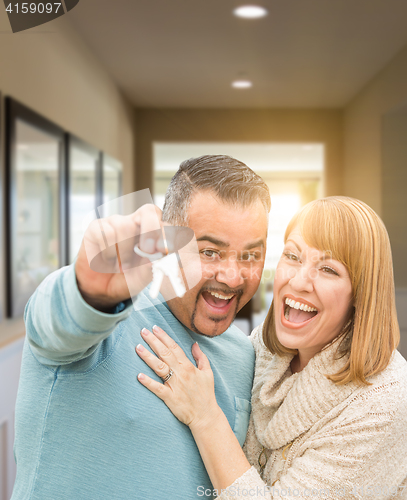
215,257,245,289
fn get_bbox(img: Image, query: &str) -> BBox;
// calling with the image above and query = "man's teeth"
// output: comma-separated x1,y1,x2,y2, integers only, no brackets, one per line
285,298,317,312
209,291,234,300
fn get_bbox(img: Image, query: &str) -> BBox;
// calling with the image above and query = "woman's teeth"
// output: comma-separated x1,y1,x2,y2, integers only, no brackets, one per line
285,298,317,312
209,291,234,300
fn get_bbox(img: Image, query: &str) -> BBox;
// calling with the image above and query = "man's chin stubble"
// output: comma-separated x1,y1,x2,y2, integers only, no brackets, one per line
190,297,241,338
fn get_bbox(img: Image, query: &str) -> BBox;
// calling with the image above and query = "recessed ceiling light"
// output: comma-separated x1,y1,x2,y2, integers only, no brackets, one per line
232,80,253,89
233,5,268,19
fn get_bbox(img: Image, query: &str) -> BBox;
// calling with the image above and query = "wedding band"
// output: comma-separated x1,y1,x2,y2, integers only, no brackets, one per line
161,368,174,383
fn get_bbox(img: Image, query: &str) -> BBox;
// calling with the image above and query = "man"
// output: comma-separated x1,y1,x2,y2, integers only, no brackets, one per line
11,155,270,499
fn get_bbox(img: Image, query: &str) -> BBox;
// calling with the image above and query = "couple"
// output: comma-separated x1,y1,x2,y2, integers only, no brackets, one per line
12,155,407,499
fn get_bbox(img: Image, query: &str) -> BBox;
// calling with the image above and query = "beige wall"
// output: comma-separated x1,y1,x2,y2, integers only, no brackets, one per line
135,108,343,197
344,43,407,356
0,12,136,193
382,108,407,289
344,43,407,287
343,43,407,215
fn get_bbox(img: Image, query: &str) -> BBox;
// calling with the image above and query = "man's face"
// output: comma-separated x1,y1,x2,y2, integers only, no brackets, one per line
166,190,268,337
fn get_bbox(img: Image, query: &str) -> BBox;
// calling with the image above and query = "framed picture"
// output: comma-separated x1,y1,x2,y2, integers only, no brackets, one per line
98,153,123,217
67,135,101,263
5,98,66,318
0,93,3,323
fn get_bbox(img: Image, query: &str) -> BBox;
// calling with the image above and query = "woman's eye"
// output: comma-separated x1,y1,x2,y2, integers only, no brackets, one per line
321,266,339,276
283,252,299,261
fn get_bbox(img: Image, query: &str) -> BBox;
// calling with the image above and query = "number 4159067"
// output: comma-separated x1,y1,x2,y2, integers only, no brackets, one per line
6,3,62,14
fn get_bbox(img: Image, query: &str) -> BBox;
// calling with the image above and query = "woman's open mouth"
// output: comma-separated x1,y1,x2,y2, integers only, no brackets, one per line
201,290,236,315
281,296,319,328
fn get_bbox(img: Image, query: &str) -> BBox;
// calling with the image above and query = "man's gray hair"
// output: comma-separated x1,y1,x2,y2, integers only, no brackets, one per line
162,155,271,226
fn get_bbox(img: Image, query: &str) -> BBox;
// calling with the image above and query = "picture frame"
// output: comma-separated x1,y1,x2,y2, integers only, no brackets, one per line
5,98,66,318
99,153,123,217
0,93,4,323
66,135,101,263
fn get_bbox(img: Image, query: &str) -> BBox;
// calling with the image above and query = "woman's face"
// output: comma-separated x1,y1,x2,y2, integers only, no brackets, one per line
273,226,353,361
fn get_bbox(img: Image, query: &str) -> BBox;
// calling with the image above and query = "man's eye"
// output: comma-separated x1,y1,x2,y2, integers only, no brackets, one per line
201,249,218,259
241,253,259,262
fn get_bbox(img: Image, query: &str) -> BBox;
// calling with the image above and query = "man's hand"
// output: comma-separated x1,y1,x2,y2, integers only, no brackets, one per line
75,204,165,312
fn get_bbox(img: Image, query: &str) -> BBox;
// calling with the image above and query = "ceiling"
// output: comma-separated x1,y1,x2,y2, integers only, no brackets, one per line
68,0,407,108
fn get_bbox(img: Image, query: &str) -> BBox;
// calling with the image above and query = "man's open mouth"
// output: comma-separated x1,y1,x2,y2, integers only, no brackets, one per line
201,290,236,311
283,297,318,325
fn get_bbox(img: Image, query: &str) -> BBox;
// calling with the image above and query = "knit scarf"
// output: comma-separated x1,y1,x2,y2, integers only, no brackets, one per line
251,334,360,450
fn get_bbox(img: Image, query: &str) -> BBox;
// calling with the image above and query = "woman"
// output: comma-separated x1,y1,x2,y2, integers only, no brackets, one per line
136,197,407,499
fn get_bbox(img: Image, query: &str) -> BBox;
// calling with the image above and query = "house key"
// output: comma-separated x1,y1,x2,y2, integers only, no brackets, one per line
133,245,186,299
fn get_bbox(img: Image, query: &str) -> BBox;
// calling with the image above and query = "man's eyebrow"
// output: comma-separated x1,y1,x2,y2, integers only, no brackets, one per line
244,239,265,250
196,236,265,250
197,236,229,247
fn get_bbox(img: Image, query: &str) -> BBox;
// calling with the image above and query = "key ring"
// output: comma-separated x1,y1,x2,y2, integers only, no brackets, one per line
134,243,185,300
133,244,163,262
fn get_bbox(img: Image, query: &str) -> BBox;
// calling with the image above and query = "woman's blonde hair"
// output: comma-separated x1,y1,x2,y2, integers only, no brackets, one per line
263,196,400,385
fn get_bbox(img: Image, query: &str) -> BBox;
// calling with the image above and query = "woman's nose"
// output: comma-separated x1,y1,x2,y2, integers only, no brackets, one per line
289,266,314,292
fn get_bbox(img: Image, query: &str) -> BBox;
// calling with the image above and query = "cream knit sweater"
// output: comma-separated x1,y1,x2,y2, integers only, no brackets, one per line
218,324,407,500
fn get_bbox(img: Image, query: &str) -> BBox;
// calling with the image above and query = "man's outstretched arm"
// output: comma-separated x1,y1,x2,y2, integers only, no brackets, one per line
24,263,133,366
25,204,165,366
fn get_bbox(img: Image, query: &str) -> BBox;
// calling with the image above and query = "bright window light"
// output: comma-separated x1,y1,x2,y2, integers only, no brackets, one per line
233,5,268,19
232,80,253,89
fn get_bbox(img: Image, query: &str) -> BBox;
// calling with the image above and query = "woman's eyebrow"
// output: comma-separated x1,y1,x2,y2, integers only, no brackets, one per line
286,239,334,261
286,239,301,252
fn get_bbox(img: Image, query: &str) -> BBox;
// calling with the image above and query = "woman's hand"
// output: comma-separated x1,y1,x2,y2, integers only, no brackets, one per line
136,325,222,430
137,325,252,492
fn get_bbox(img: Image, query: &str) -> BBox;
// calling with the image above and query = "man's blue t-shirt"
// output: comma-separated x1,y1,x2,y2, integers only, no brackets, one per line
11,265,255,500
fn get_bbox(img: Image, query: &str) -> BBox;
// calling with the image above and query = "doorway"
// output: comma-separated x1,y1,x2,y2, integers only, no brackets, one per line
153,142,325,334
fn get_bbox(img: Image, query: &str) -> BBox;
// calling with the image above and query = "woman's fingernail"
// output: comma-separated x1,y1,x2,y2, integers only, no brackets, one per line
141,328,149,336
152,325,159,333
138,373,145,381
136,344,144,352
